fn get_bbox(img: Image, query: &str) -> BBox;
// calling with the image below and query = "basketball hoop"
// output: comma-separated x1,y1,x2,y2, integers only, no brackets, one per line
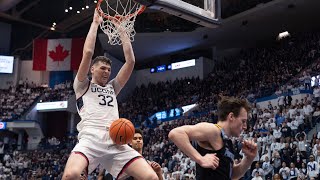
96,0,146,45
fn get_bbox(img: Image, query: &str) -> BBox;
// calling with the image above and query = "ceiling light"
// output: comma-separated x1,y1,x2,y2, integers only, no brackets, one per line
77,11,80,14
69,7,73,10
277,31,290,40
50,27,55,31
86,5,89,9
94,0,97,3
65,9,68,12
82,7,85,10
53,22,56,26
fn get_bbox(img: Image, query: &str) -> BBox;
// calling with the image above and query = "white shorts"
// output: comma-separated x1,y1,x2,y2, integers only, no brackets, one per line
72,127,142,179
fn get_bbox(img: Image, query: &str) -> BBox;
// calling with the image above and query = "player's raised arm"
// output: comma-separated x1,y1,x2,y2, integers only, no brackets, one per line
76,10,103,82
114,22,135,88
168,122,220,169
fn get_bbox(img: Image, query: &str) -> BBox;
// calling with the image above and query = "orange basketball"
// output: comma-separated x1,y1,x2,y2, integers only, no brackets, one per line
109,118,135,145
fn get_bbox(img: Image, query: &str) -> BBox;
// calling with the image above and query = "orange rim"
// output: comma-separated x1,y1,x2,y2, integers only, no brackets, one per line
96,0,146,21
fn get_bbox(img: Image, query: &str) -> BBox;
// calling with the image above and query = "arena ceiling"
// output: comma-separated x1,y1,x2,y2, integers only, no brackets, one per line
0,0,320,68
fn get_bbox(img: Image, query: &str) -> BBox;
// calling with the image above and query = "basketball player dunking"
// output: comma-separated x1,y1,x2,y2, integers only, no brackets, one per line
169,97,257,180
62,10,158,180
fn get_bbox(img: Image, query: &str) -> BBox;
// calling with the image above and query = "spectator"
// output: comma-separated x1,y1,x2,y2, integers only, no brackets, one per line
307,155,319,179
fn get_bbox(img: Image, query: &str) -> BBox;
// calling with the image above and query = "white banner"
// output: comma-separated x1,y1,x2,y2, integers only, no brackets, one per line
37,101,68,111
171,59,195,70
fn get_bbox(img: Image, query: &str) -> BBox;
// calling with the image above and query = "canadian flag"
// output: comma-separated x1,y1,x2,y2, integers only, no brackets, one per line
33,38,84,71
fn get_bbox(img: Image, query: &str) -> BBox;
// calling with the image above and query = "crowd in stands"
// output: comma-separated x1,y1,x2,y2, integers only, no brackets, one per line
0,135,82,179
0,80,74,122
2,92,320,179
142,115,213,179
119,77,201,127
0,79,44,121
198,32,320,112
136,32,320,180
124,85,320,180
142,93,320,180
1,31,320,179
120,32,320,126
41,81,73,103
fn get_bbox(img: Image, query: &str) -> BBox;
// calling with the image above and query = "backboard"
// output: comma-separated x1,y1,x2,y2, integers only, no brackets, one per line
136,0,221,28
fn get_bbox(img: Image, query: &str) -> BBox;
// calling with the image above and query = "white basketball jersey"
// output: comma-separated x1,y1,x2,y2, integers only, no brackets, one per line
74,78,121,131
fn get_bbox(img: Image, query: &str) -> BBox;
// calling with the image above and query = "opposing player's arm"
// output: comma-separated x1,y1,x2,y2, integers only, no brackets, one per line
168,122,220,168
148,161,163,180
232,140,258,180
76,10,102,82
114,24,135,88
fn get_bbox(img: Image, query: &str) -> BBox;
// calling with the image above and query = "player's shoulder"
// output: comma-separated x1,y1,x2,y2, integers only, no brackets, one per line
199,122,220,131
211,123,223,137
74,77,90,88
195,122,221,136
74,77,91,99
106,78,115,87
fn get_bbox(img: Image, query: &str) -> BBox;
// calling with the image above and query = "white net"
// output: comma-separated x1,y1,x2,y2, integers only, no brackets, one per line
97,0,145,45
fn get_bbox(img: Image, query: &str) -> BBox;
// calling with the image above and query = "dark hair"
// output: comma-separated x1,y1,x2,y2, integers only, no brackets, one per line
217,97,251,121
135,128,143,136
92,56,112,66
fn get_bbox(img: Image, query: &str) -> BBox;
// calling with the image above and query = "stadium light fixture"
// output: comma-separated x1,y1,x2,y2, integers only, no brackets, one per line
277,31,290,40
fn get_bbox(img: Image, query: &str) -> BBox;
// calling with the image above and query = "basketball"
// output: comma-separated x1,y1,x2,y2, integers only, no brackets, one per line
109,118,135,145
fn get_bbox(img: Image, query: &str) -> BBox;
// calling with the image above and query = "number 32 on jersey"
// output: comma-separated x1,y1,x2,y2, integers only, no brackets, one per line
98,95,114,107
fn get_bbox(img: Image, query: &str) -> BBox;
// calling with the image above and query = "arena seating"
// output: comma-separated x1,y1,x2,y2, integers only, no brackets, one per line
1,32,320,179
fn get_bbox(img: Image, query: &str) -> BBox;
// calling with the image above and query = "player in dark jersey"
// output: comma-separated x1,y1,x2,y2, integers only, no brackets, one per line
169,97,257,180
128,129,163,180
